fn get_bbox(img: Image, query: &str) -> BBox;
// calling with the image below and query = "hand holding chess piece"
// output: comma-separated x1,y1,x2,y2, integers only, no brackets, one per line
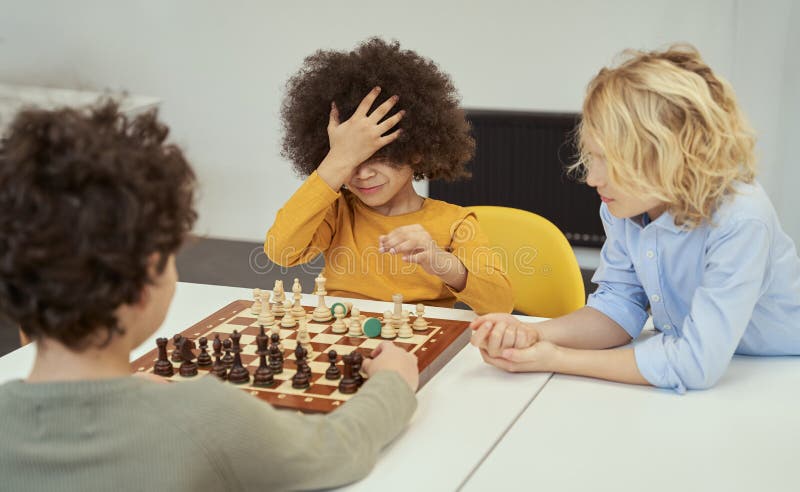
361,341,419,392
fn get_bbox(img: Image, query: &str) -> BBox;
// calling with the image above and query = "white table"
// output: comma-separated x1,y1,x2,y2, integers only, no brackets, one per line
463,336,800,492
0,282,551,492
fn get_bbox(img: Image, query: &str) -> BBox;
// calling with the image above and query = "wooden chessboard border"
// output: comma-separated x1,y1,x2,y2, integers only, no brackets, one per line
131,299,472,413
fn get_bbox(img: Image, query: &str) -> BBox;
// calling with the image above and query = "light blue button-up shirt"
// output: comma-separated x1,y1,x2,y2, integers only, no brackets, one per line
586,181,800,393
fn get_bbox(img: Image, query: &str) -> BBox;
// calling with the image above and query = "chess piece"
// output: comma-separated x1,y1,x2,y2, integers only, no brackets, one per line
413,304,429,331
381,310,397,339
211,348,227,380
338,354,358,394
331,304,347,334
347,307,363,337
271,280,286,315
257,291,275,327
153,337,174,377
351,351,364,387
291,294,305,319
212,334,222,358
269,333,284,374
402,310,411,327
392,293,404,329
253,329,274,387
297,318,313,358
362,317,382,338
292,345,310,389
250,288,262,315
227,330,250,384
197,337,212,366
178,337,198,377
171,334,183,362
398,320,413,338
222,338,234,368
312,273,333,322
325,350,341,380
280,299,296,328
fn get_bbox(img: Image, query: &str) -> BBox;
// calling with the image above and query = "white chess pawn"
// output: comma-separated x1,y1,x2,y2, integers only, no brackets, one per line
297,318,313,357
291,292,305,319
402,309,410,326
258,291,275,327
331,304,347,334
413,303,429,331
397,320,413,338
347,307,363,337
381,310,397,339
280,299,296,328
251,288,262,315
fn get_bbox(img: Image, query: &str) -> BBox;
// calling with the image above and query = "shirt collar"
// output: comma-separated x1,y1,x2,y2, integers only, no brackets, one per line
629,210,687,234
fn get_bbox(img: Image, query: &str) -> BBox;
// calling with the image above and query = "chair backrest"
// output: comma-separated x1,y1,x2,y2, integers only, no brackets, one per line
468,206,585,317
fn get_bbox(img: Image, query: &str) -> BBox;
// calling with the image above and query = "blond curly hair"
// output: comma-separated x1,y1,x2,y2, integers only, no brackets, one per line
573,44,757,227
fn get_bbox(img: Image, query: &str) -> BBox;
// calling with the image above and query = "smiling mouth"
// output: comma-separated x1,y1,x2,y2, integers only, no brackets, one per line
356,184,384,194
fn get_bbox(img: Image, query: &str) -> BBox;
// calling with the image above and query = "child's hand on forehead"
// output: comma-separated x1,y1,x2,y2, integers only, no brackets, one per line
318,87,405,190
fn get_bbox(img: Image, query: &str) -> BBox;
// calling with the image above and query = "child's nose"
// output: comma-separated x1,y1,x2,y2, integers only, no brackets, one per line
354,163,376,179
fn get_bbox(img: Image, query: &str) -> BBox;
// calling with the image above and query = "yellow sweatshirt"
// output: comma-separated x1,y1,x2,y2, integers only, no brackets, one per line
266,171,513,314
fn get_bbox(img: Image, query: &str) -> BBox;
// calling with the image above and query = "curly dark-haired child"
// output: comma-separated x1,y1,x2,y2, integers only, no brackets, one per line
470,45,800,393
266,38,512,314
0,102,419,491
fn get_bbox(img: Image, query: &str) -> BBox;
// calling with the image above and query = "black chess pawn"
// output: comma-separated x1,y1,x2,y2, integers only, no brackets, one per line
197,337,212,367
211,350,228,380
212,334,222,357
227,350,250,385
269,333,283,374
153,337,174,377
253,354,274,387
351,351,364,387
301,347,312,377
338,353,358,394
325,350,341,380
222,338,234,368
171,334,183,362
291,361,310,389
178,337,198,377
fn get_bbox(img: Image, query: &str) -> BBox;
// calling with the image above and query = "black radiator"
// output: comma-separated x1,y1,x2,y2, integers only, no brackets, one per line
429,109,605,247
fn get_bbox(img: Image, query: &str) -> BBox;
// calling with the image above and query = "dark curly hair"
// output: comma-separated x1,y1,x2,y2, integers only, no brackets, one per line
0,101,197,350
281,37,475,181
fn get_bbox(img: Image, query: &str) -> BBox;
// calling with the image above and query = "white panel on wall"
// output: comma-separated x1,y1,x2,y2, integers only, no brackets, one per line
0,0,794,243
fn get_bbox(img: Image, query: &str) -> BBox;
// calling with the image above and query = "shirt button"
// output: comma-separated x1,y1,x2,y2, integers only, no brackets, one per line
651,294,661,303
646,250,655,258
663,324,672,331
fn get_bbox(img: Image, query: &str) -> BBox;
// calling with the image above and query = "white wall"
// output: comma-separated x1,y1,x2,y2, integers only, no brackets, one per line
0,0,796,243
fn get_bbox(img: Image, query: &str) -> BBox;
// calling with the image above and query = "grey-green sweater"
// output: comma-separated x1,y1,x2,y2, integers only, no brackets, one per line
0,371,416,491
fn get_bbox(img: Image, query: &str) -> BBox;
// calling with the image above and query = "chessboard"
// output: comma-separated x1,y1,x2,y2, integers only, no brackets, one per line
131,296,472,413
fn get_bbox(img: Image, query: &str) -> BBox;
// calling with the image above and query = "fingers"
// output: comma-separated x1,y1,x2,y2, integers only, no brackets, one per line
486,321,509,357
468,313,515,330
376,109,405,135
355,86,382,117
328,101,340,132
370,340,391,358
470,321,494,347
360,357,373,373
369,94,401,122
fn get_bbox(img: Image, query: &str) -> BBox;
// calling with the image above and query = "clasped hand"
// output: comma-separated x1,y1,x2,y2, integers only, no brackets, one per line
469,313,559,373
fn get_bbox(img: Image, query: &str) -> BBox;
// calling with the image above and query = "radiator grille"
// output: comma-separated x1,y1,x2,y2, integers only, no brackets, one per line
429,110,605,247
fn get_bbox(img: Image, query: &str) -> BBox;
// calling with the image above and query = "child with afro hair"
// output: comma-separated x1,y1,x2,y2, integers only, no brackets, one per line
266,38,512,314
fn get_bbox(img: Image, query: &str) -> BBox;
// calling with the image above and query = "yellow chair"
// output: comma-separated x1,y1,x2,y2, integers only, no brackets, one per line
468,206,585,318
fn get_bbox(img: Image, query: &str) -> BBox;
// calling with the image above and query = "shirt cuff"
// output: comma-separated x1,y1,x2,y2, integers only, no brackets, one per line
586,290,649,339
633,335,687,394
